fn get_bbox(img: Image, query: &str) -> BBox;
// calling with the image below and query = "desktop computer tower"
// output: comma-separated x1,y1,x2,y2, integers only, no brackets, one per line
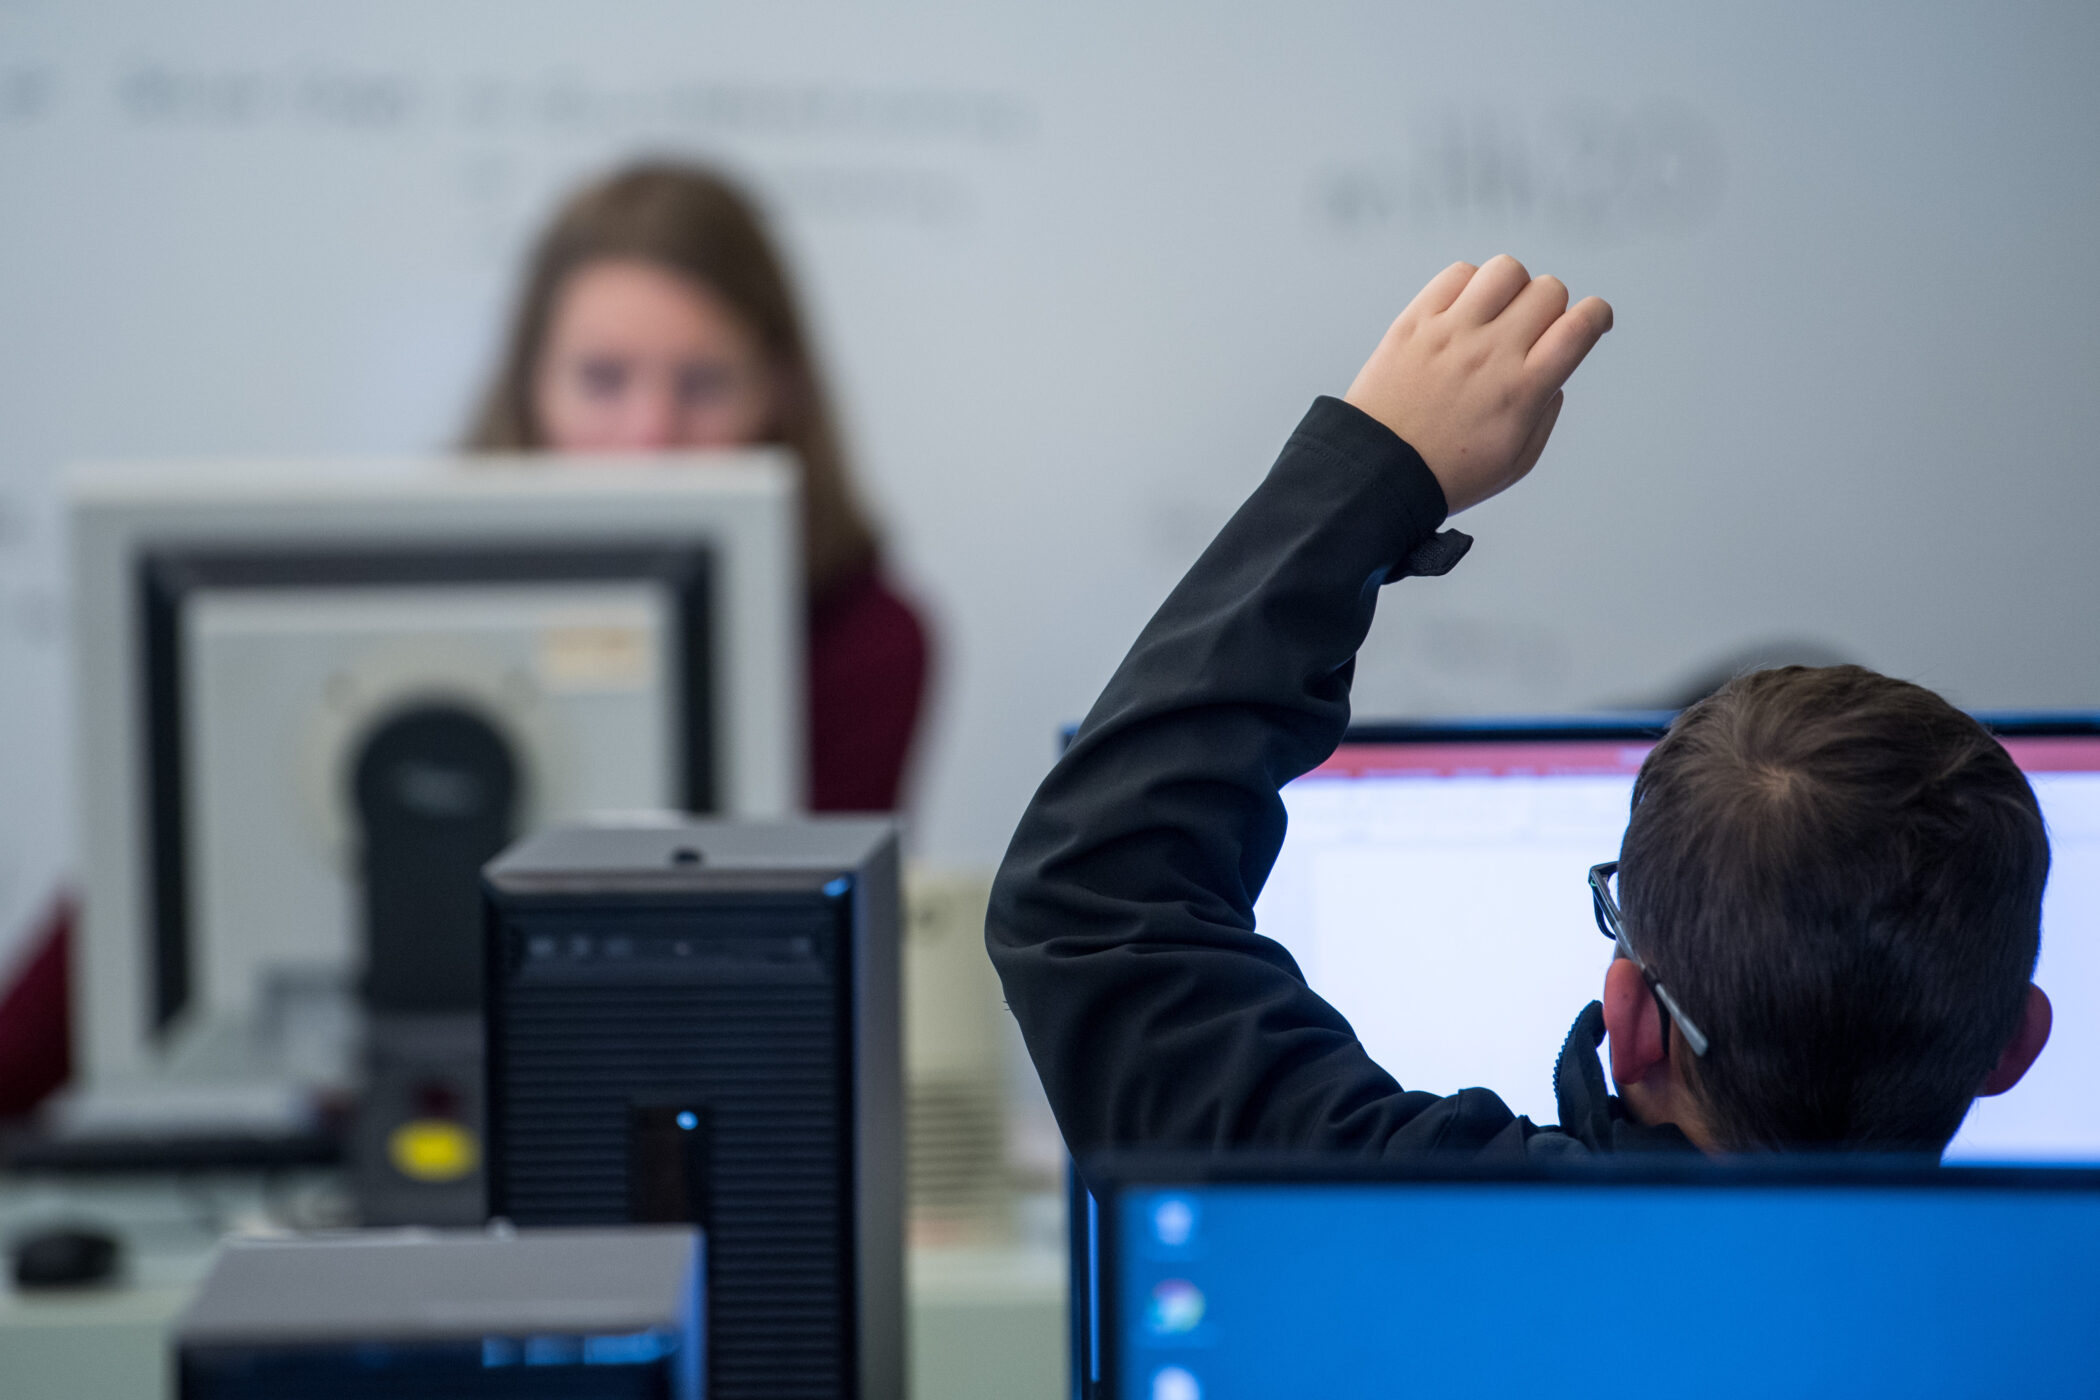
483,819,902,1400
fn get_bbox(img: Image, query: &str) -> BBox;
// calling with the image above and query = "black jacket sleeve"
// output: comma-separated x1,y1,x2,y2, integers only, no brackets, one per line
986,396,1542,1161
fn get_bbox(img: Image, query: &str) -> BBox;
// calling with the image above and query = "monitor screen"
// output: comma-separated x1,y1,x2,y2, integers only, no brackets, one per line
1252,720,2100,1161
1103,1164,2100,1400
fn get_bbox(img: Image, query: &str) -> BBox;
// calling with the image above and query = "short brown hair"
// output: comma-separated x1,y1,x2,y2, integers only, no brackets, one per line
466,161,878,595
1619,665,2048,1151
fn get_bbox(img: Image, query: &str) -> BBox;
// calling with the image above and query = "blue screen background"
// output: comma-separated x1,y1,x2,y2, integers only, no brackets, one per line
1116,1182,2100,1399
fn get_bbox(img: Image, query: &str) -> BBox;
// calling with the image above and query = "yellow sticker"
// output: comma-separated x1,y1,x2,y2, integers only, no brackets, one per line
388,1119,480,1182
538,624,655,692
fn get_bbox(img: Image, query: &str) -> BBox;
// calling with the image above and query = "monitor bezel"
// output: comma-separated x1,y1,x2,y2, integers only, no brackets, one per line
1066,711,2100,760
1337,710,2100,747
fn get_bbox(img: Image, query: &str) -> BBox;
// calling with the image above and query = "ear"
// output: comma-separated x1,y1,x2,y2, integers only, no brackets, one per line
1602,956,1670,1088
1980,984,2052,1097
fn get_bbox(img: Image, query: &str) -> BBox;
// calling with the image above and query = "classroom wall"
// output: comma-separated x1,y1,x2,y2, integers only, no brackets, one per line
2,1,2096,968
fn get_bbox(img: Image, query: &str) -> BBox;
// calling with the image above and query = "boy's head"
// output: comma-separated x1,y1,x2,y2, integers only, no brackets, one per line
1616,665,2050,1152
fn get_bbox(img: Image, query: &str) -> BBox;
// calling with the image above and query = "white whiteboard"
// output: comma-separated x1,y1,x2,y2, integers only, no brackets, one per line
2,1,2098,971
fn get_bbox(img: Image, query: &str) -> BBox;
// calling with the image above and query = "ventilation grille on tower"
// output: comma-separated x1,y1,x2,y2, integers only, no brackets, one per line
489,898,853,1400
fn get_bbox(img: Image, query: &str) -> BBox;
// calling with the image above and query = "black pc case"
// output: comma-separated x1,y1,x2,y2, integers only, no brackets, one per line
482,819,902,1400
177,1226,704,1399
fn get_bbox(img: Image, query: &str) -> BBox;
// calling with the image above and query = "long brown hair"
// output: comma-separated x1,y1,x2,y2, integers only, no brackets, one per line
467,161,878,595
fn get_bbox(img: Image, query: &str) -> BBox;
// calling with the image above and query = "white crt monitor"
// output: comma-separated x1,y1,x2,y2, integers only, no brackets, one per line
1254,717,2100,1162
69,451,802,1090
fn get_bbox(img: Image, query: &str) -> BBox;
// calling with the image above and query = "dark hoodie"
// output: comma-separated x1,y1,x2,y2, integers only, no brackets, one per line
985,396,1693,1163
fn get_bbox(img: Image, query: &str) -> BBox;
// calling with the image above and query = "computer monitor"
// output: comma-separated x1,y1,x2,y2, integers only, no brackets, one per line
67,451,802,1096
1088,1154,2100,1400
1252,716,2100,1162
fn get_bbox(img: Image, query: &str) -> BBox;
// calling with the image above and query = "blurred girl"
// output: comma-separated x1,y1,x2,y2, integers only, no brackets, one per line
468,162,929,812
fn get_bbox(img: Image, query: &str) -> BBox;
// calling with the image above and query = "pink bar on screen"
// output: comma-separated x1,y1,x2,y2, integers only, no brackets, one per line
1999,736,2100,773
1306,740,1656,780
1306,734,2100,781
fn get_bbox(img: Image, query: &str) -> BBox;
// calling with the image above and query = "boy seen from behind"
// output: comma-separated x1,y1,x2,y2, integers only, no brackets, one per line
986,256,2052,1159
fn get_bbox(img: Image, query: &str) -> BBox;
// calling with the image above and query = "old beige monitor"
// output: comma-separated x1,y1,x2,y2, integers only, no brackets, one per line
66,452,802,1104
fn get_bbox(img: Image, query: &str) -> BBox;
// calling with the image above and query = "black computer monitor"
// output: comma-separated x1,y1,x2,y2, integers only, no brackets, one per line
1084,1154,2100,1400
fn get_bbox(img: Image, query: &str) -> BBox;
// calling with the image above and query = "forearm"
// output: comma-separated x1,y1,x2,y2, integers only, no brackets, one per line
985,396,1464,1155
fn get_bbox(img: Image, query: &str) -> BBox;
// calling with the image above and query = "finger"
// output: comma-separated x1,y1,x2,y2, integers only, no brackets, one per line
1508,389,1564,484
1526,295,1614,388
1448,253,1530,324
1498,274,1570,352
1402,260,1479,320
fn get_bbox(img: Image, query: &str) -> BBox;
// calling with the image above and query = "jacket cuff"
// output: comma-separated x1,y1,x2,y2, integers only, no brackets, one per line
1289,396,1474,581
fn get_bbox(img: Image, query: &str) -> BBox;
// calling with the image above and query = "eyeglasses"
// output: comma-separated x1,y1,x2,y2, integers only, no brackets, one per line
1588,861,1711,1059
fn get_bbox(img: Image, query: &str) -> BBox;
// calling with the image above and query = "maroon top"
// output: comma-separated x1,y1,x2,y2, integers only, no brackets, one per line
806,562,931,812
0,565,930,1118
0,896,70,1119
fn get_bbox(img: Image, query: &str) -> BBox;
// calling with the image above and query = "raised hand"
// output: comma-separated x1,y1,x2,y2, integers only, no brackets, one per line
1344,255,1612,515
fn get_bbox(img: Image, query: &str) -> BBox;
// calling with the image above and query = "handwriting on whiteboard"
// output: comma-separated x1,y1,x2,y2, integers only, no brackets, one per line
1311,100,1724,244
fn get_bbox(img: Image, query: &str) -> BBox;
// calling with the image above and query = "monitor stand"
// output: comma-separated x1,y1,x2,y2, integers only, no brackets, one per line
348,703,516,1227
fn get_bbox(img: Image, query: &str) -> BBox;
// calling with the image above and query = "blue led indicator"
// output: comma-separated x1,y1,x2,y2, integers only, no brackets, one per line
823,876,852,898
676,1110,698,1131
